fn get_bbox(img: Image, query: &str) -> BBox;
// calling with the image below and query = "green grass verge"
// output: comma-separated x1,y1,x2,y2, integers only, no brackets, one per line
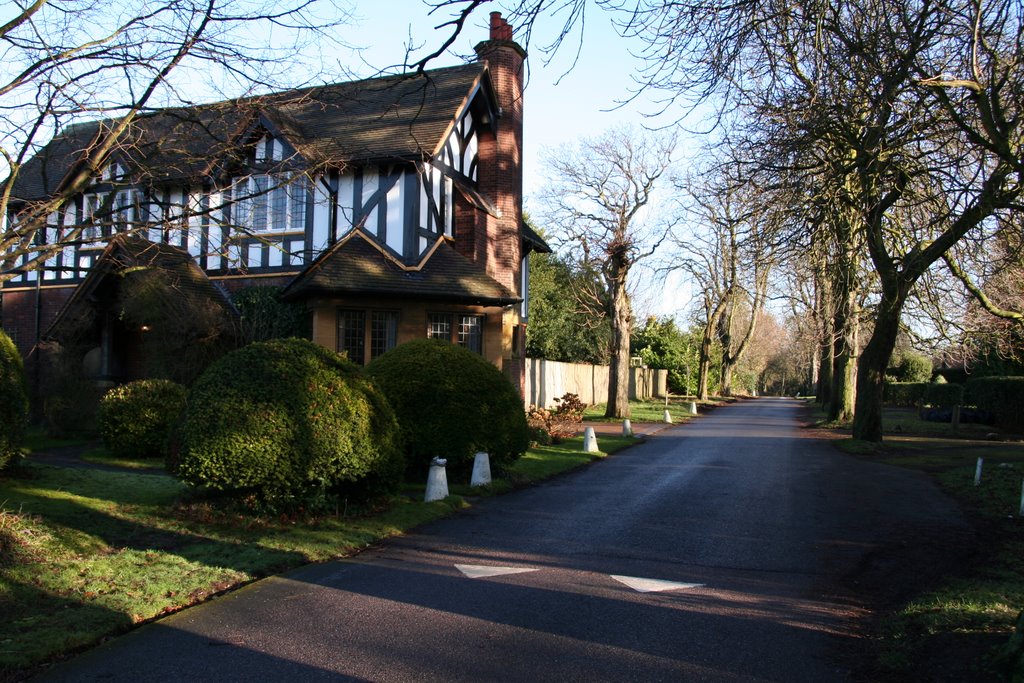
584,398,698,423
832,415,1024,679
0,433,643,677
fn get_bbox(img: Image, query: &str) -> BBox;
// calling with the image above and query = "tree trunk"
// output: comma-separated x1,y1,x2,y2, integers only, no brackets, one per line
852,291,906,442
828,332,856,422
817,329,834,407
697,298,724,401
604,277,632,419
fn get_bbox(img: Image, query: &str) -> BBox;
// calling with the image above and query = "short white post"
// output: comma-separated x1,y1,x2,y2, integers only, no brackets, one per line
663,409,673,424
424,457,449,502
687,401,697,415
974,457,984,487
471,451,491,487
1019,479,1024,518
622,419,633,437
583,426,600,453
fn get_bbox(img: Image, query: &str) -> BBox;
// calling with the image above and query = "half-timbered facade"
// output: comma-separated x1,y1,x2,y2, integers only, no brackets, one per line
2,13,546,393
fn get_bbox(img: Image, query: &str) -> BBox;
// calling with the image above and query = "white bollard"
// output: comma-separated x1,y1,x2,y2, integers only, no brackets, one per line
424,457,449,502
622,419,633,437
687,401,697,415
471,451,492,487
974,457,984,487
583,426,600,453
664,409,673,424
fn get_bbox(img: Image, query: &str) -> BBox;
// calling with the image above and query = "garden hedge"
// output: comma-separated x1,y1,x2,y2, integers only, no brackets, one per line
922,382,963,409
0,329,28,469
176,338,403,506
367,339,530,476
965,376,1024,433
883,382,928,408
98,379,187,459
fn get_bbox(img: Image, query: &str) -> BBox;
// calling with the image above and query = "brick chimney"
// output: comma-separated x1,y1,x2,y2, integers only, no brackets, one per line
472,12,526,296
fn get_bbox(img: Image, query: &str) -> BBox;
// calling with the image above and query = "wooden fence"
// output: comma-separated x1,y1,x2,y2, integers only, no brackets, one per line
524,358,668,408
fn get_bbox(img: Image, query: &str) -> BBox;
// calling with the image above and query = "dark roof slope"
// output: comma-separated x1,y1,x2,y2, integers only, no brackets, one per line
281,230,518,306
45,235,240,341
13,63,489,201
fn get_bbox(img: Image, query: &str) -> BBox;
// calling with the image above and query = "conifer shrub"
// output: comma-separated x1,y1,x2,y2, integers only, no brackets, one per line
176,338,403,507
367,339,530,476
0,329,28,470
98,379,187,459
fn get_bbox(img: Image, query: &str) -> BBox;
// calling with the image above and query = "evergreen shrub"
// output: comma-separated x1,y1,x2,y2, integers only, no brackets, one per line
887,351,934,383
922,382,963,409
98,379,187,459
0,330,28,469
965,376,1024,432
367,339,530,476
177,338,403,507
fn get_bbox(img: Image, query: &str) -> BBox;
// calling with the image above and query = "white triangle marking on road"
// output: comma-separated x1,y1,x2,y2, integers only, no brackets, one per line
455,564,540,579
610,575,704,593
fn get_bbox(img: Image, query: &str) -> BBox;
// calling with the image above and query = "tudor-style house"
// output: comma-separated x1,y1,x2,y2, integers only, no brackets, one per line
2,13,547,394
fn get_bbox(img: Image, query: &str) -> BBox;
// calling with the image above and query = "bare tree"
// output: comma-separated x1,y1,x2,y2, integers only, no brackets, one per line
539,126,675,418
1,0,351,283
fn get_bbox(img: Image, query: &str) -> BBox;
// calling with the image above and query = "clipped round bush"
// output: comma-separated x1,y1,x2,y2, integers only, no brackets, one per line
177,338,403,505
888,351,933,383
98,379,187,459
367,339,530,476
0,329,29,469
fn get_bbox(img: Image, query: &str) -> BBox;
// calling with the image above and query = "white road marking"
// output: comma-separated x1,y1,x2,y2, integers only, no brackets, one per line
610,575,704,593
455,564,541,579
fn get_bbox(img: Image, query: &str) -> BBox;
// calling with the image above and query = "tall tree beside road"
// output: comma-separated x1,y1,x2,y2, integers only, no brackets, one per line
1,0,350,283
674,163,784,399
539,126,675,418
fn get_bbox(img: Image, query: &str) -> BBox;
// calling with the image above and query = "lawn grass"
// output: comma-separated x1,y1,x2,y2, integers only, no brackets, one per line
0,433,641,677
822,404,1024,679
584,397,700,424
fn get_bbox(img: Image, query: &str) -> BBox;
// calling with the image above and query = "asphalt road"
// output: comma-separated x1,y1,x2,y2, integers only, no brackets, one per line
38,398,970,682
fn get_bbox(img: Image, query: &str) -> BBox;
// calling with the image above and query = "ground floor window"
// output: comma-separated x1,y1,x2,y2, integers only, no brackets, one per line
370,311,398,361
427,312,484,354
337,309,398,364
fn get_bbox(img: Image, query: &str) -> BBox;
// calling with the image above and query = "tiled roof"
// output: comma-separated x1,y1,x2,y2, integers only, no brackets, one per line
281,229,519,306
44,235,240,341
12,63,488,201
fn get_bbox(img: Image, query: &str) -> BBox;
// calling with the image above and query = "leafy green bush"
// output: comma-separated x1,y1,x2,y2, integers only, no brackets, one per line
887,351,934,383
367,339,530,476
965,376,1024,432
0,329,28,469
923,382,963,409
884,382,928,408
98,379,186,459
231,286,311,342
177,338,403,507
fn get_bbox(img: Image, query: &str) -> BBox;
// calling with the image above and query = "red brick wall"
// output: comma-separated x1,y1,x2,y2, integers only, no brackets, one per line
1,284,76,382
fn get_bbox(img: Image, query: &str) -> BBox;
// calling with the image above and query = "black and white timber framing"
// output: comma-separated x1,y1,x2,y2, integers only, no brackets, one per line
4,86,487,287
